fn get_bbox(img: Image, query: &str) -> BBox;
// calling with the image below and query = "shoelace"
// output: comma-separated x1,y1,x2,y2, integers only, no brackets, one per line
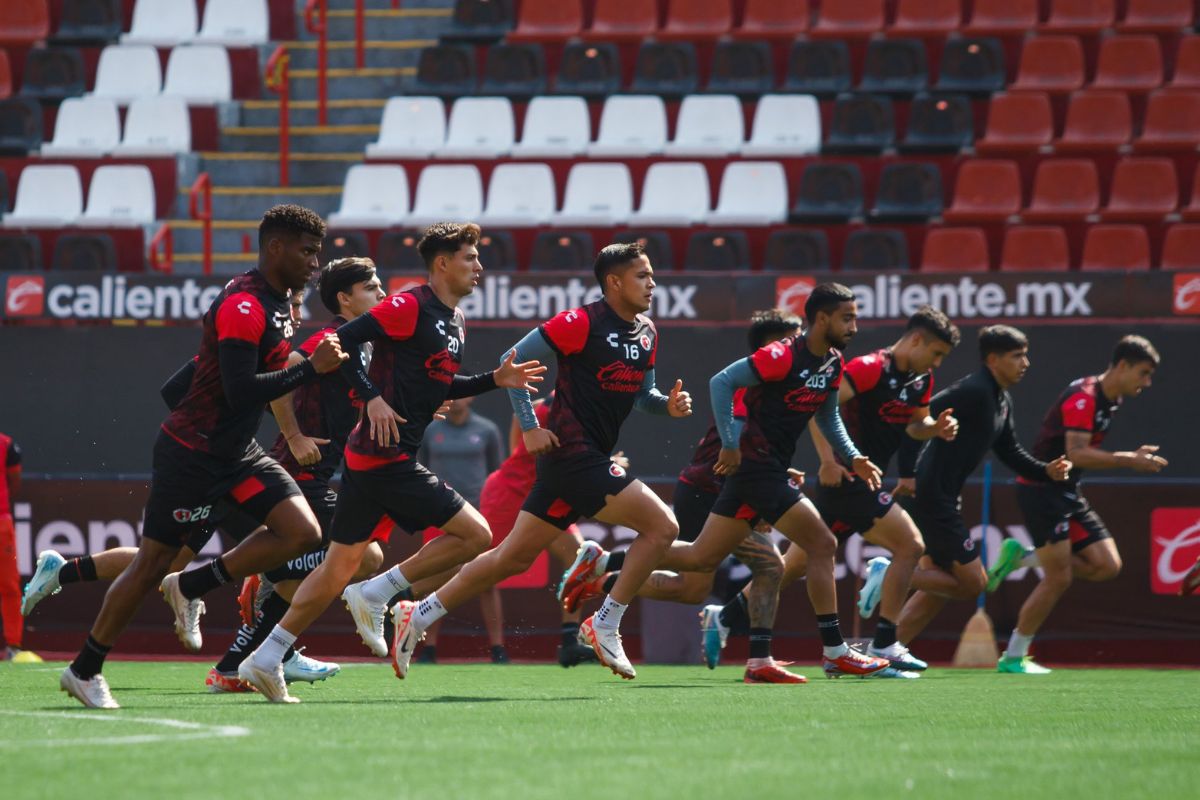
185,599,205,629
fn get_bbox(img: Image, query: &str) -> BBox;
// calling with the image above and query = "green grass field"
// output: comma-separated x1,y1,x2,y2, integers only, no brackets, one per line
1,661,1196,799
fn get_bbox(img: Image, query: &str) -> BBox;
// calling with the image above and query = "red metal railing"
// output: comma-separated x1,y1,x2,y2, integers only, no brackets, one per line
189,173,213,276
148,224,173,273
355,0,365,69
304,0,328,126
265,45,291,187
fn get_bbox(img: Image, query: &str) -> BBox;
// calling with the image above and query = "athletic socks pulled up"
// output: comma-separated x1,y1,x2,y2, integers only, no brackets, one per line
593,596,627,630
252,625,297,668
605,550,626,574
748,627,773,660
58,555,97,585
360,566,411,606
719,594,750,636
70,635,111,680
1006,630,1033,659
816,613,846,654
412,593,448,630
215,593,292,674
872,617,898,650
178,557,233,600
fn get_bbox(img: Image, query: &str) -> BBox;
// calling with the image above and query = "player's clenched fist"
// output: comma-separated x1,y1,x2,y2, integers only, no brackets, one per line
523,427,560,456
1045,455,1073,482
309,334,348,373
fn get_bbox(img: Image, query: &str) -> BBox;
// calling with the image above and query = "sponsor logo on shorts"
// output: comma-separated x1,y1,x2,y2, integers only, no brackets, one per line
963,537,975,551
787,478,800,490
609,463,626,478
877,491,893,506
1055,520,1071,535
1150,508,1200,594
172,505,213,524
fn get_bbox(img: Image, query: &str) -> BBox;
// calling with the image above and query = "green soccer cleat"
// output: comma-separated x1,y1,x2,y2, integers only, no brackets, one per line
987,538,1031,593
997,655,1052,675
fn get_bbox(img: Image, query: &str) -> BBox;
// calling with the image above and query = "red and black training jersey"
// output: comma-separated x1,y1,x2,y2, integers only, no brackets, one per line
678,389,746,496
0,431,20,514
162,270,295,459
740,336,843,470
840,348,933,471
1028,375,1121,485
539,300,658,458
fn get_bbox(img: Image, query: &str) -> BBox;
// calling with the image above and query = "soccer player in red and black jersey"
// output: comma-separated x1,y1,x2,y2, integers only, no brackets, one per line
59,205,347,709
987,335,1164,674
389,242,693,681
0,430,34,662
239,223,545,703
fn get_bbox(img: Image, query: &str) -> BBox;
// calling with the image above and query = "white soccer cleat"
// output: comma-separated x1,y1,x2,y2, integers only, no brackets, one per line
390,601,426,680
282,648,341,684
342,581,388,658
60,668,119,709
21,549,66,616
238,654,299,703
857,556,891,619
579,615,636,680
160,572,205,652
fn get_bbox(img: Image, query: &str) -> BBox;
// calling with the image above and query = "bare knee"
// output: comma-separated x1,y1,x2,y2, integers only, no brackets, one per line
896,534,925,563
804,531,838,562
1089,556,1122,582
462,522,493,557
642,517,679,550
1042,563,1074,592
751,553,785,588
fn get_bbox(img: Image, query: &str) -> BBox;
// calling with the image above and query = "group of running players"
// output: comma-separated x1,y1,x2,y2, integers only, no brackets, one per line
19,206,1171,707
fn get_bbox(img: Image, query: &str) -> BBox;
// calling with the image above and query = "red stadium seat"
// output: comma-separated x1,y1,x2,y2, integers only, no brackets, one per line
1133,90,1200,151
1118,0,1194,33
1042,0,1116,34
1000,226,1071,271
890,0,962,37
0,0,49,46
1023,159,1100,221
1091,35,1163,91
976,91,1054,154
0,49,11,100
1178,164,1200,220
508,0,582,42
586,0,658,41
1055,90,1132,152
733,0,809,40
1081,224,1151,270
1160,225,1200,269
1100,158,1179,221
943,159,1022,222
1011,36,1086,93
811,0,884,38
965,0,1039,35
921,227,990,272
1167,36,1200,88
660,0,732,40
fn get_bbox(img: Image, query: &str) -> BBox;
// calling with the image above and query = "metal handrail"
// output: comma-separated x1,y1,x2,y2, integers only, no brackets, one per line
265,45,291,187
188,173,213,276
303,0,328,126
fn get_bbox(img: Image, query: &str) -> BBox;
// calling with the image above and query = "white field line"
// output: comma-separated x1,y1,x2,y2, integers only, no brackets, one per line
0,710,250,747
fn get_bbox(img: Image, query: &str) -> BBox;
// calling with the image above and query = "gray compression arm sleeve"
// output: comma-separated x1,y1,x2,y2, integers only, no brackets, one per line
505,328,556,432
710,358,759,449
633,368,671,415
814,391,863,464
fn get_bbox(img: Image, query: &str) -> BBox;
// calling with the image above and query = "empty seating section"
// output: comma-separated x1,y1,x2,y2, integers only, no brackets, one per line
664,95,743,156
122,0,197,46
439,98,515,158
91,45,161,103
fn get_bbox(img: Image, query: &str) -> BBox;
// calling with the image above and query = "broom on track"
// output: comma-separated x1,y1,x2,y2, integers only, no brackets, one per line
953,461,1000,667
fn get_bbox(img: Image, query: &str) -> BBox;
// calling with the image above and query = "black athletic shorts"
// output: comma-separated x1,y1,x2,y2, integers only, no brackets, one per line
673,481,719,543
142,431,301,548
522,450,637,530
1016,481,1112,552
710,462,803,527
912,493,978,569
816,479,896,540
329,458,465,545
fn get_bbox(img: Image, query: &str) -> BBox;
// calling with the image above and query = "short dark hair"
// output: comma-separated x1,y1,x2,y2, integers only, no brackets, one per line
593,241,646,289
258,204,326,248
318,257,377,315
804,282,855,324
417,222,481,268
979,325,1028,360
907,305,961,347
1111,334,1160,368
747,309,803,350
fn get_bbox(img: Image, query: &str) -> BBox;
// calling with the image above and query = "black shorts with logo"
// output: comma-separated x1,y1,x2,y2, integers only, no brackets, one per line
912,493,978,569
816,479,896,540
329,458,465,545
673,481,719,543
1017,481,1112,552
710,462,803,527
523,450,637,530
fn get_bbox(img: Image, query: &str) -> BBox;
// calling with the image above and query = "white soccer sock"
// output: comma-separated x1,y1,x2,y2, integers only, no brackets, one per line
823,643,849,659
593,596,627,630
253,625,297,667
1006,630,1033,659
1019,551,1041,569
413,593,447,631
360,565,410,605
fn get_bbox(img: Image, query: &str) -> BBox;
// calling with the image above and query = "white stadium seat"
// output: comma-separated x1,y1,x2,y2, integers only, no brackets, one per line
162,46,232,104
113,97,192,156
365,97,446,159
121,0,198,46
91,45,162,104
3,165,83,228
555,163,633,226
480,163,557,227
708,161,788,225
438,97,515,159
664,95,744,157
40,97,120,158
587,95,667,157
328,165,410,228
194,0,269,46
631,162,711,227
407,165,485,227
742,94,822,156
511,96,590,158
79,165,156,227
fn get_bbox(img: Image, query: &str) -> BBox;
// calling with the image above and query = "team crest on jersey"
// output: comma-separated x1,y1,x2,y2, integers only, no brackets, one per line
964,538,976,551
609,462,626,478
787,477,800,490
639,334,651,351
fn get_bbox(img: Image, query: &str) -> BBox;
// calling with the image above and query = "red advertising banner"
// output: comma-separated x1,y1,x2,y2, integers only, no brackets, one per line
1150,508,1200,595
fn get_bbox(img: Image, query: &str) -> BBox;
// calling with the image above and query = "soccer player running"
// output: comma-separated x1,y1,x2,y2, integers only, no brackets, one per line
894,325,1072,653
388,241,693,682
986,335,1165,674
239,223,545,702
60,205,348,709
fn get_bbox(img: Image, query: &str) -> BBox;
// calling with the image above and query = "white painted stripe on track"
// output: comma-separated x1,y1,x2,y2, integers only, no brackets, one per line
0,710,250,747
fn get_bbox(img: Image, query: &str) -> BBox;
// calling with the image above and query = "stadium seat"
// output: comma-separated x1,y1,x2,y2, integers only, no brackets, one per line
163,45,232,104
630,41,699,97
1042,0,1115,34
195,0,268,46
3,165,83,228
0,50,9,99
659,0,732,40
870,162,944,221
1081,224,1151,270
936,37,1006,94
742,93,821,156
1160,225,1200,269
1012,36,1086,93
90,44,159,104
328,165,410,228
789,162,865,222
376,230,427,271
920,227,990,272
445,0,515,43
480,43,546,99
1100,157,1178,221
812,0,885,38
54,0,123,44
976,91,1054,154
685,231,751,270
900,93,974,152
0,0,50,46
553,41,620,97
842,229,910,270
588,95,667,156
1055,90,1132,152
479,162,557,227
824,93,895,153
79,165,155,227
476,230,517,271
665,94,744,156
438,97,514,158
322,230,370,262
783,40,851,96
1167,36,1200,88
113,96,192,155
586,0,658,42
1091,35,1163,91
121,0,197,46
0,234,42,270
366,97,446,159
40,96,120,157
943,159,1021,222
733,0,809,41
860,38,928,95
529,230,594,270
1000,226,1071,271
965,0,1038,35
631,162,711,226
414,43,477,98
407,165,484,227
1133,90,1200,150
1182,165,1200,220
556,163,634,226
1118,0,1193,33
891,0,962,36
613,230,675,271
708,161,788,225
0,97,43,154
762,229,831,271
510,95,589,158
20,46,85,101
1023,159,1100,221
508,0,581,42
52,233,116,271
707,40,773,97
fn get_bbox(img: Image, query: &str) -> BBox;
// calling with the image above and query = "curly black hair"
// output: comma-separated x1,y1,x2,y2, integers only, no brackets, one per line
417,222,481,268
258,204,327,247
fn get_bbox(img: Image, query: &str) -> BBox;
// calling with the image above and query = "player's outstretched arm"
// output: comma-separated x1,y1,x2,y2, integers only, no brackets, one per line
448,350,546,400
502,329,560,455
1063,430,1168,473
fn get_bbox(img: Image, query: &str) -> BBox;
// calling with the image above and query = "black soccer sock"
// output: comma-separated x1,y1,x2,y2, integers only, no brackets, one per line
70,635,111,680
816,613,845,648
873,617,898,650
214,593,291,673
719,593,750,635
749,627,773,659
560,622,580,646
388,587,414,606
58,555,98,585
605,551,625,573
601,573,618,593
178,557,233,600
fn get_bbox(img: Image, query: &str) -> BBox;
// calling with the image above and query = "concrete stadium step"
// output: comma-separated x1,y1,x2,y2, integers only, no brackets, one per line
177,184,343,219
296,8,453,43
281,39,431,71
167,220,260,256
169,252,261,277
238,98,386,127
196,152,360,187
218,123,380,153
284,69,414,101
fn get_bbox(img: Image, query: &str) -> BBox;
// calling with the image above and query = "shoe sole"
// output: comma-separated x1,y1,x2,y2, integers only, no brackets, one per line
987,542,1026,593
390,603,421,680
698,608,724,670
238,663,299,703
743,673,807,685
580,622,635,680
